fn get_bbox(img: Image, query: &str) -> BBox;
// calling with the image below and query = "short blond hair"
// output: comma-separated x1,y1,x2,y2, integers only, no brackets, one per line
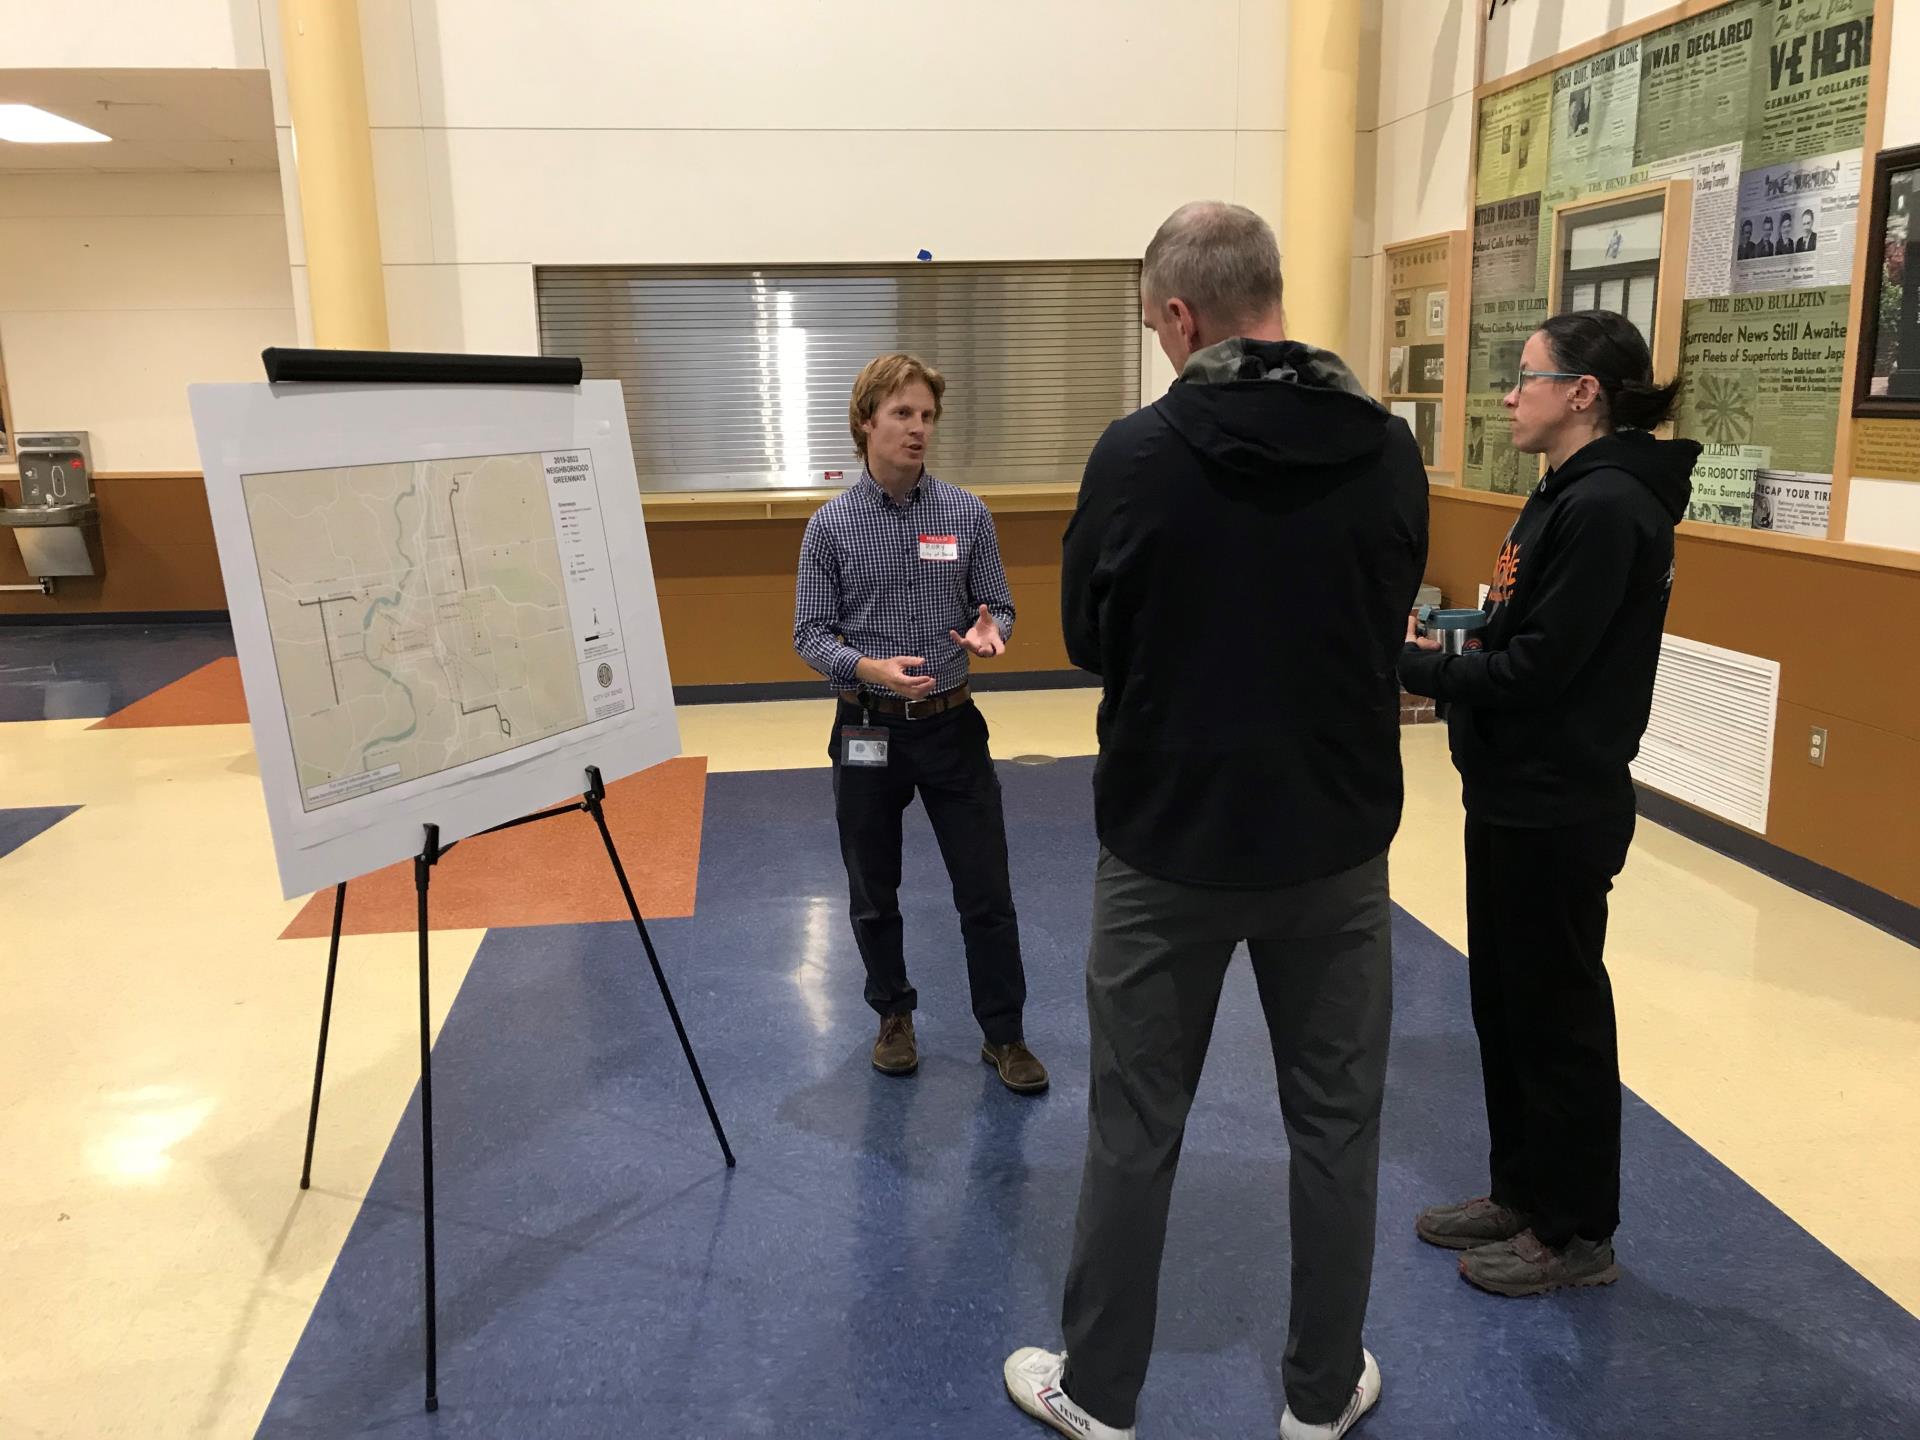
849,353,945,458
1143,201,1284,329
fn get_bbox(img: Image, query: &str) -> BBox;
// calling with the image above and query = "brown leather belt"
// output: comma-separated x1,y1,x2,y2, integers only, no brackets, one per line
838,683,972,720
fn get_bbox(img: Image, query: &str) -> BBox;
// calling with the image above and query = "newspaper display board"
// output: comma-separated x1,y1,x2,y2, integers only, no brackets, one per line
1462,0,1878,539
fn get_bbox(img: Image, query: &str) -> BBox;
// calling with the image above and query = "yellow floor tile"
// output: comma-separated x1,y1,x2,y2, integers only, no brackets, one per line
1,720,482,1439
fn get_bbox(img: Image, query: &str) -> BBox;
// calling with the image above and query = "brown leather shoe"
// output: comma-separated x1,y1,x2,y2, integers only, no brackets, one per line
872,1014,917,1075
981,1040,1049,1094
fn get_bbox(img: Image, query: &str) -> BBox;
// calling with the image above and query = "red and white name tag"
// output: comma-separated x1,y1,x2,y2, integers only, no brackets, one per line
918,534,958,561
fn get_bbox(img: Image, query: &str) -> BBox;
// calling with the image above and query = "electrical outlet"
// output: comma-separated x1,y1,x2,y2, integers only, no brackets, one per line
1809,726,1828,767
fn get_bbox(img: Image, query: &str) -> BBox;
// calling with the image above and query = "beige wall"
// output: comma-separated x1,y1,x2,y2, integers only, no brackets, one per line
2,0,267,70
1482,0,1684,83
1358,0,1480,389
259,0,1300,405
1886,0,1920,147
0,171,297,473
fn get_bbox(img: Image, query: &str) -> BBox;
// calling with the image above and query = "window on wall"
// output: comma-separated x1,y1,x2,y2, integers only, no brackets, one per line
535,262,1143,494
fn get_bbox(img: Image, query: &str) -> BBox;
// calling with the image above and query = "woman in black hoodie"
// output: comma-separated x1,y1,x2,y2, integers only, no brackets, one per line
1398,310,1699,1298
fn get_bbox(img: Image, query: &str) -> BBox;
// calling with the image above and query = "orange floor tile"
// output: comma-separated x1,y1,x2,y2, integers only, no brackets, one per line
89,657,250,729
279,756,707,938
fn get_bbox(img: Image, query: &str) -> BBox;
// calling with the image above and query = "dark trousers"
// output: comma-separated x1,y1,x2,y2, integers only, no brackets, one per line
1060,847,1392,1429
1465,811,1635,1249
828,699,1026,1045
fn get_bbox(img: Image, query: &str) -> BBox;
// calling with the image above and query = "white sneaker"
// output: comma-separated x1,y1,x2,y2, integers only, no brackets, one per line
1278,1349,1382,1440
1003,1347,1136,1439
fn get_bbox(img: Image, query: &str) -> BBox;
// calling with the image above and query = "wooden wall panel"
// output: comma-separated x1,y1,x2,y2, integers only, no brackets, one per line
0,476,226,615
648,510,1074,686
1,481,1077,687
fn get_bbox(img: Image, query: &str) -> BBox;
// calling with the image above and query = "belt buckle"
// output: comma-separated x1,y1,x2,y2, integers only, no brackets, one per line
902,694,927,721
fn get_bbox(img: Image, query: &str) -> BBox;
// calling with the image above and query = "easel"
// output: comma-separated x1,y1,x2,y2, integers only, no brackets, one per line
266,348,734,1414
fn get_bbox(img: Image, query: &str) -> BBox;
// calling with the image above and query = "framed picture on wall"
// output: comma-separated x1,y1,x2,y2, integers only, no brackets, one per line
1547,181,1691,421
1854,144,1920,419
1379,231,1469,478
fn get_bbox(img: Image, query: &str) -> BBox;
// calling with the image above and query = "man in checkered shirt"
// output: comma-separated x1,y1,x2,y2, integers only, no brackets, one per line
793,353,1047,1095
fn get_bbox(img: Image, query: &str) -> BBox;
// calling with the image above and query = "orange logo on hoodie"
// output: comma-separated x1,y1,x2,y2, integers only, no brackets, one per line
1488,540,1522,605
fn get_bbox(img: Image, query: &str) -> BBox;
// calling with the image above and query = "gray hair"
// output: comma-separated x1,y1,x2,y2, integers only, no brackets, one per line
1142,201,1284,327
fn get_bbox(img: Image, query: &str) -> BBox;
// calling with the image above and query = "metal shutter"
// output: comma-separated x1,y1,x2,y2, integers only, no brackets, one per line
536,261,1142,493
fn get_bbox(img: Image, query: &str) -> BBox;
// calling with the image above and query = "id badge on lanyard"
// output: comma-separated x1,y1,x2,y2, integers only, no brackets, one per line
841,702,889,767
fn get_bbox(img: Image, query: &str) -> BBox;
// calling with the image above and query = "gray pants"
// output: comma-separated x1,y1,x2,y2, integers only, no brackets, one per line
1059,847,1392,1428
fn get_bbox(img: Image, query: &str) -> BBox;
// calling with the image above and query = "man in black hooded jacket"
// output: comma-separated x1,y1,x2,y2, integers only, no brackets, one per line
1002,201,1426,1440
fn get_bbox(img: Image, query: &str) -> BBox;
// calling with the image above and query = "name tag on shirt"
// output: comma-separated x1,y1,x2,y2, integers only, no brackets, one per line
918,534,958,561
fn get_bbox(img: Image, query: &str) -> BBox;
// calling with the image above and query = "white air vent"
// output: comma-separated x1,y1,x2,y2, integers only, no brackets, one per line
1631,634,1780,833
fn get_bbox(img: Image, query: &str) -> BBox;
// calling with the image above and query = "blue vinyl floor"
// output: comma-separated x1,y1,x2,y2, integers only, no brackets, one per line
0,803,79,859
259,761,1920,1439
0,620,234,721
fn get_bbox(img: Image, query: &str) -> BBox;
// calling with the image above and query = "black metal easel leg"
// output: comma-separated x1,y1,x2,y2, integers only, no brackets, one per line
415,826,441,1414
582,767,736,1168
300,882,348,1189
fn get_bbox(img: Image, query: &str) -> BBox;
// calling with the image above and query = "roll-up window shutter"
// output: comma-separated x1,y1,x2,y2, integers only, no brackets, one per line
536,261,1142,493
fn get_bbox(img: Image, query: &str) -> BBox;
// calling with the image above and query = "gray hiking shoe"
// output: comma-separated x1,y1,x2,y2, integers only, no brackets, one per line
1415,1195,1529,1251
1459,1229,1621,1297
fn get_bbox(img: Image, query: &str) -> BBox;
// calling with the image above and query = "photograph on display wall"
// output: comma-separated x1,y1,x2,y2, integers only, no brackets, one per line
1732,149,1862,293
1567,85,1593,140
1857,146,1920,413
1409,346,1446,396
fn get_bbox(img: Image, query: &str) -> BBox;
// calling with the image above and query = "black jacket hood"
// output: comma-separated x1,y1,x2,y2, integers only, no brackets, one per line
1156,339,1394,479
1546,429,1699,524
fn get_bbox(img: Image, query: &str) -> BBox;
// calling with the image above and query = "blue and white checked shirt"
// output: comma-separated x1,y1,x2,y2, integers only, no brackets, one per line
794,470,1016,695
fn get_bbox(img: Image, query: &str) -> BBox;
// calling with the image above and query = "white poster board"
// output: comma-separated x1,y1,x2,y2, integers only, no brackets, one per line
190,378,679,898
